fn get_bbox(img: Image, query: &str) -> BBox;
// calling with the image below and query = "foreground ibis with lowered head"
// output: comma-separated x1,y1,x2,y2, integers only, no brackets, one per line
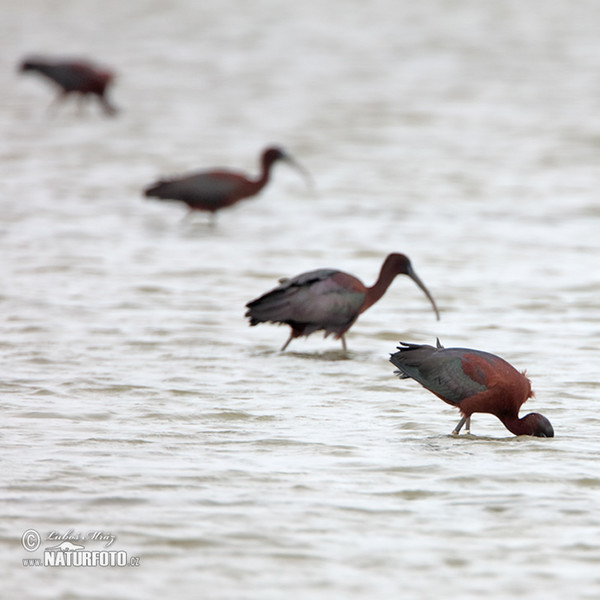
390,340,554,437
144,146,310,222
19,55,117,116
246,253,440,352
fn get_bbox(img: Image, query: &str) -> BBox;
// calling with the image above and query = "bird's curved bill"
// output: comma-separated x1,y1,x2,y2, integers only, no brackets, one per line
283,154,314,192
407,266,440,320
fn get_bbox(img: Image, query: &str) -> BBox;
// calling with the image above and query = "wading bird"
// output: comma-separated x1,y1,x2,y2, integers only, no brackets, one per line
19,56,117,116
144,146,310,222
246,253,440,352
390,340,554,437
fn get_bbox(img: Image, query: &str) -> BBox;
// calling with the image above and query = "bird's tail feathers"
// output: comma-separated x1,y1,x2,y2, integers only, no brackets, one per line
393,369,411,380
245,288,293,325
144,180,178,199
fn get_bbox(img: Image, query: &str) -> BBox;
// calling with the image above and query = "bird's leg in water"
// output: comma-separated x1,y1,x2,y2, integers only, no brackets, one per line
341,336,347,352
281,332,293,352
452,416,471,435
47,92,65,116
77,94,87,117
181,208,194,224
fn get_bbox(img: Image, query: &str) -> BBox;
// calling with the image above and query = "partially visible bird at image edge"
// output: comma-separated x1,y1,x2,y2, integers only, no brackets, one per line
144,146,311,222
19,55,117,116
246,253,440,352
390,339,554,437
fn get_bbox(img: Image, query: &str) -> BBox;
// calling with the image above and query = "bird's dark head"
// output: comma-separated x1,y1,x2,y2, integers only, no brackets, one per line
523,412,554,438
384,253,411,274
262,146,313,190
263,146,288,165
383,253,440,321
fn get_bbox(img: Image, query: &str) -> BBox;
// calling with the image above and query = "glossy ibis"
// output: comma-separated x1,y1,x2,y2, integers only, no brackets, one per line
390,340,554,437
19,56,117,116
144,146,310,222
246,253,440,351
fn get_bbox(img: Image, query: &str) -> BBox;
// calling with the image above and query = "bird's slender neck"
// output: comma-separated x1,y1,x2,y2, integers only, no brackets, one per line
242,158,275,198
499,413,550,437
500,415,533,436
255,156,277,188
361,261,398,313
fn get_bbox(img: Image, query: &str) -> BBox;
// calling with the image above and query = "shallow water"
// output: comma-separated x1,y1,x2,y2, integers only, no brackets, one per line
2,0,600,598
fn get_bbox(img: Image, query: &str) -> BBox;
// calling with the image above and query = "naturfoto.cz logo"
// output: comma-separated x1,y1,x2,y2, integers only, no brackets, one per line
21,529,140,567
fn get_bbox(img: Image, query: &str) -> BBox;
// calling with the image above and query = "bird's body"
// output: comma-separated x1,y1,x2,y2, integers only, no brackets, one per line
390,340,554,437
246,254,439,351
146,171,259,212
20,56,117,115
144,147,309,220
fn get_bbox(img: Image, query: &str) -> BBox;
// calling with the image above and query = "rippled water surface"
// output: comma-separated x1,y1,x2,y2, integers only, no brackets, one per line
2,1,600,598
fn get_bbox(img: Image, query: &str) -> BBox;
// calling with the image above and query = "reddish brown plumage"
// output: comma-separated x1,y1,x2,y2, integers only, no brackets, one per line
390,340,554,437
144,147,310,221
19,56,117,116
246,254,440,351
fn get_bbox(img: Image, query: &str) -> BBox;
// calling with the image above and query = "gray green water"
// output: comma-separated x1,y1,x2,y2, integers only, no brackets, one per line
2,1,599,598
